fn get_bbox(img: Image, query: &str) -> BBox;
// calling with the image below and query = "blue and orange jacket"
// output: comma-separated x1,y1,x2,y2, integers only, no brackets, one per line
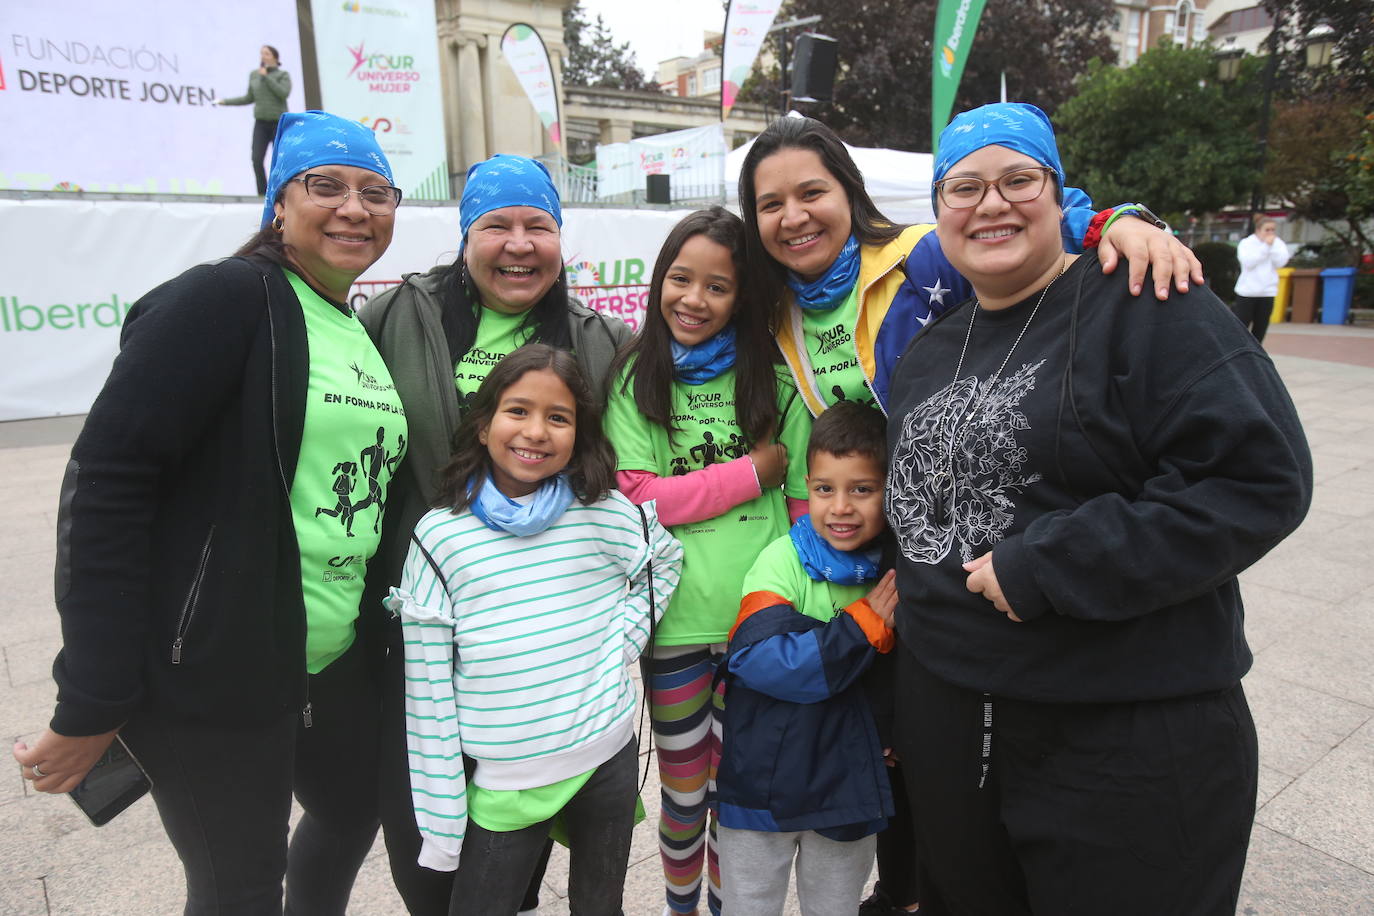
715,585,896,835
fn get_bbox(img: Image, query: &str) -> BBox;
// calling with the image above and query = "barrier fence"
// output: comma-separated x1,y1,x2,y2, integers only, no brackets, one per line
348,280,652,332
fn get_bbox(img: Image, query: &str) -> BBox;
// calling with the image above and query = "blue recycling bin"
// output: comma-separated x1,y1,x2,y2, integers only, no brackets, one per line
1319,267,1358,325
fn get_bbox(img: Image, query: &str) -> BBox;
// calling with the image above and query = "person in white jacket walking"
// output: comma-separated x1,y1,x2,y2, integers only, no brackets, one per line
1233,217,1291,343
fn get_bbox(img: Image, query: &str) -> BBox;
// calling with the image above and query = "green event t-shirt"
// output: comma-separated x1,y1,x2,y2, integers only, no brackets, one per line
742,533,869,625
800,283,878,412
454,306,533,407
603,363,812,645
286,271,407,673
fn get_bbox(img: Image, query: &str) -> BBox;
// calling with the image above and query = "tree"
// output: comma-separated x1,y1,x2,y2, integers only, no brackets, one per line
1264,96,1373,259
1259,0,1374,97
562,0,659,92
1054,44,1264,220
739,0,1116,152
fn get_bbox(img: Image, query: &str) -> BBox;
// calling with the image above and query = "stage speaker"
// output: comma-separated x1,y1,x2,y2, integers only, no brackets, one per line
646,173,671,204
792,33,838,102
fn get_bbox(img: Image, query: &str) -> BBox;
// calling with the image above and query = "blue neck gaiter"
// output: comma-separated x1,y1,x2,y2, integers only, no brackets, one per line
789,515,881,585
671,325,737,385
785,235,861,311
469,472,575,537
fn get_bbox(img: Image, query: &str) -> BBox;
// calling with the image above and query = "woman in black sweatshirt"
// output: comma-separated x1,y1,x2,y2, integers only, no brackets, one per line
882,103,1311,916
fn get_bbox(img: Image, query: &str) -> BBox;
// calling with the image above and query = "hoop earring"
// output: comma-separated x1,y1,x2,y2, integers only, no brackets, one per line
272,215,284,233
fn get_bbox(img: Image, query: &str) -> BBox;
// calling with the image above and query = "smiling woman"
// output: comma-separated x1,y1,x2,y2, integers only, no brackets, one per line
14,111,403,914
883,102,1313,916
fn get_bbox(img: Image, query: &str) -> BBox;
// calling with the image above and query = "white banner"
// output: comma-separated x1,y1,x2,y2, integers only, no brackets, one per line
0,199,688,420
596,124,727,199
0,1,302,195
501,24,562,148
310,0,450,200
722,0,782,119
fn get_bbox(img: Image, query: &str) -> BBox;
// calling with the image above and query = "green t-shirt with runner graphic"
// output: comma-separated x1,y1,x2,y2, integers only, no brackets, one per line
603,363,811,645
287,270,408,673
453,306,533,407
800,284,877,412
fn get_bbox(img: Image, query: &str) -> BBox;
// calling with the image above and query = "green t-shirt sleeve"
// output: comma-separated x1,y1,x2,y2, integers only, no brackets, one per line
775,378,813,501
602,366,659,473
741,535,804,605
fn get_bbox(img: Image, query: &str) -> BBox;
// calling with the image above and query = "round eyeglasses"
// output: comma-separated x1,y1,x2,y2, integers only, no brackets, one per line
934,167,1056,210
291,173,403,215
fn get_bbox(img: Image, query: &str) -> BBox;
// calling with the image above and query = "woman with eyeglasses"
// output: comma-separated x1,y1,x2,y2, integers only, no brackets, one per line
14,111,405,915
883,103,1311,915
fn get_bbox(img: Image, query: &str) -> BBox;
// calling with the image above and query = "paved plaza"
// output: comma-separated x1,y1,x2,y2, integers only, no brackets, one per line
3,323,1373,915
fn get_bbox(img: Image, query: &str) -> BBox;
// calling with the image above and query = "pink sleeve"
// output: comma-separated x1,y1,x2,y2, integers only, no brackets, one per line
616,459,762,527
787,497,808,524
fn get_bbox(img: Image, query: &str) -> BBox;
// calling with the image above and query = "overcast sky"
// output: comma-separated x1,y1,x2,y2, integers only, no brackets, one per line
580,0,727,75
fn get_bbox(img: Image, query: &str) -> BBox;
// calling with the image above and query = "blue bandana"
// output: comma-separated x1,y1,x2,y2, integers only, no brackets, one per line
469,472,575,537
932,103,1064,214
671,325,737,385
789,515,881,585
261,111,394,228
459,154,563,241
785,235,861,311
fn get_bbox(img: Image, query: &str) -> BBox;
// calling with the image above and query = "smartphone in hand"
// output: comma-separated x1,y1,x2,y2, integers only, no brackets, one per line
68,735,152,826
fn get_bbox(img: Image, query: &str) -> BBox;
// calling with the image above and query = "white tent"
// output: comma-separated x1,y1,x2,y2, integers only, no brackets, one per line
724,134,936,225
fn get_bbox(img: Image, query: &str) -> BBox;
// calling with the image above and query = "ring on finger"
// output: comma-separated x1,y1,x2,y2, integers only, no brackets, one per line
31,763,45,778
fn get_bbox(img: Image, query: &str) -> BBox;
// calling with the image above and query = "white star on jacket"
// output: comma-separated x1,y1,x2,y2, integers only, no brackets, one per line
918,278,952,326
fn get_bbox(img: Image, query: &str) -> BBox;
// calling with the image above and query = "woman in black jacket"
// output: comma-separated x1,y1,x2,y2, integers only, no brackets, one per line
883,102,1312,916
15,111,405,915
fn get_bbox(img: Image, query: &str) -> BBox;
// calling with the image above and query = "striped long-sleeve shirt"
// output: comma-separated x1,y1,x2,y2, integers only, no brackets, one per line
387,491,683,871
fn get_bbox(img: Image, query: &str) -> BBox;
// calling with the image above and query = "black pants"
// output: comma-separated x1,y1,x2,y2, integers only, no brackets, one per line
120,638,381,916
378,620,552,914
1232,296,1274,343
450,738,639,916
893,641,1257,916
252,118,277,197
870,761,919,908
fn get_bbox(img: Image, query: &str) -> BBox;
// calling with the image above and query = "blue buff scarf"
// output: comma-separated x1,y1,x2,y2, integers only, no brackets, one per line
671,324,737,385
784,235,861,311
261,111,395,228
469,472,575,537
789,515,881,585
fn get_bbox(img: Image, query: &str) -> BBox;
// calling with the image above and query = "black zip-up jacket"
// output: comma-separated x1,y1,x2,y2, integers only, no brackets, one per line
50,256,374,735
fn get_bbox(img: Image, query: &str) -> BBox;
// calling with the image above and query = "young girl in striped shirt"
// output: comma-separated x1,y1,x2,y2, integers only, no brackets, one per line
603,208,812,916
388,343,683,916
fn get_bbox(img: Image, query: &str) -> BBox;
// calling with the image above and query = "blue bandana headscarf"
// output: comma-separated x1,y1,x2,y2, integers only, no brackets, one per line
789,515,882,585
932,103,1064,214
671,324,737,385
459,155,563,242
785,235,862,311
261,111,395,228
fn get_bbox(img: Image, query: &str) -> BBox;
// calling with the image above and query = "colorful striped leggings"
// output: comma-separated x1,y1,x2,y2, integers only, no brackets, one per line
650,644,726,916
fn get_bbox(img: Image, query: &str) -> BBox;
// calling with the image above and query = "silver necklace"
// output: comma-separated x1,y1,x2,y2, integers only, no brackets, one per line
929,257,1066,526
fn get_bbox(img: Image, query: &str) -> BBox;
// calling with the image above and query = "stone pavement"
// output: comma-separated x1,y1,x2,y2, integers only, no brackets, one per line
2,324,1373,915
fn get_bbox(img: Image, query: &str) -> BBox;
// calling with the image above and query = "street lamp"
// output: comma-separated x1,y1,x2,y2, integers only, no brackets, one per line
1215,37,1243,82
1304,21,1337,71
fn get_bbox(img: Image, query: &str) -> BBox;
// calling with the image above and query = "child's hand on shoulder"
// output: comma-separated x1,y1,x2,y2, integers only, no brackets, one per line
866,569,897,625
748,439,787,489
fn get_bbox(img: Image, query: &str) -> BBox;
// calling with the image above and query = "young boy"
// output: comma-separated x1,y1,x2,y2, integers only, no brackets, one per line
715,401,898,916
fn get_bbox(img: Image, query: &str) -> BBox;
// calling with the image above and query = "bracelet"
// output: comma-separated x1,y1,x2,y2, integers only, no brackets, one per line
1082,208,1114,249
1102,203,1171,237
1100,204,1141,237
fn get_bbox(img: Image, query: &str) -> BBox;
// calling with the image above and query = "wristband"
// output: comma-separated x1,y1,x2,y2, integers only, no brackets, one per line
1082,208,1114,249
1103,203,1170,236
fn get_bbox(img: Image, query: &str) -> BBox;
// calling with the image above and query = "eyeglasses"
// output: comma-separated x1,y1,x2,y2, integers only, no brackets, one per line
291,173,402,215
934,167,1056,210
